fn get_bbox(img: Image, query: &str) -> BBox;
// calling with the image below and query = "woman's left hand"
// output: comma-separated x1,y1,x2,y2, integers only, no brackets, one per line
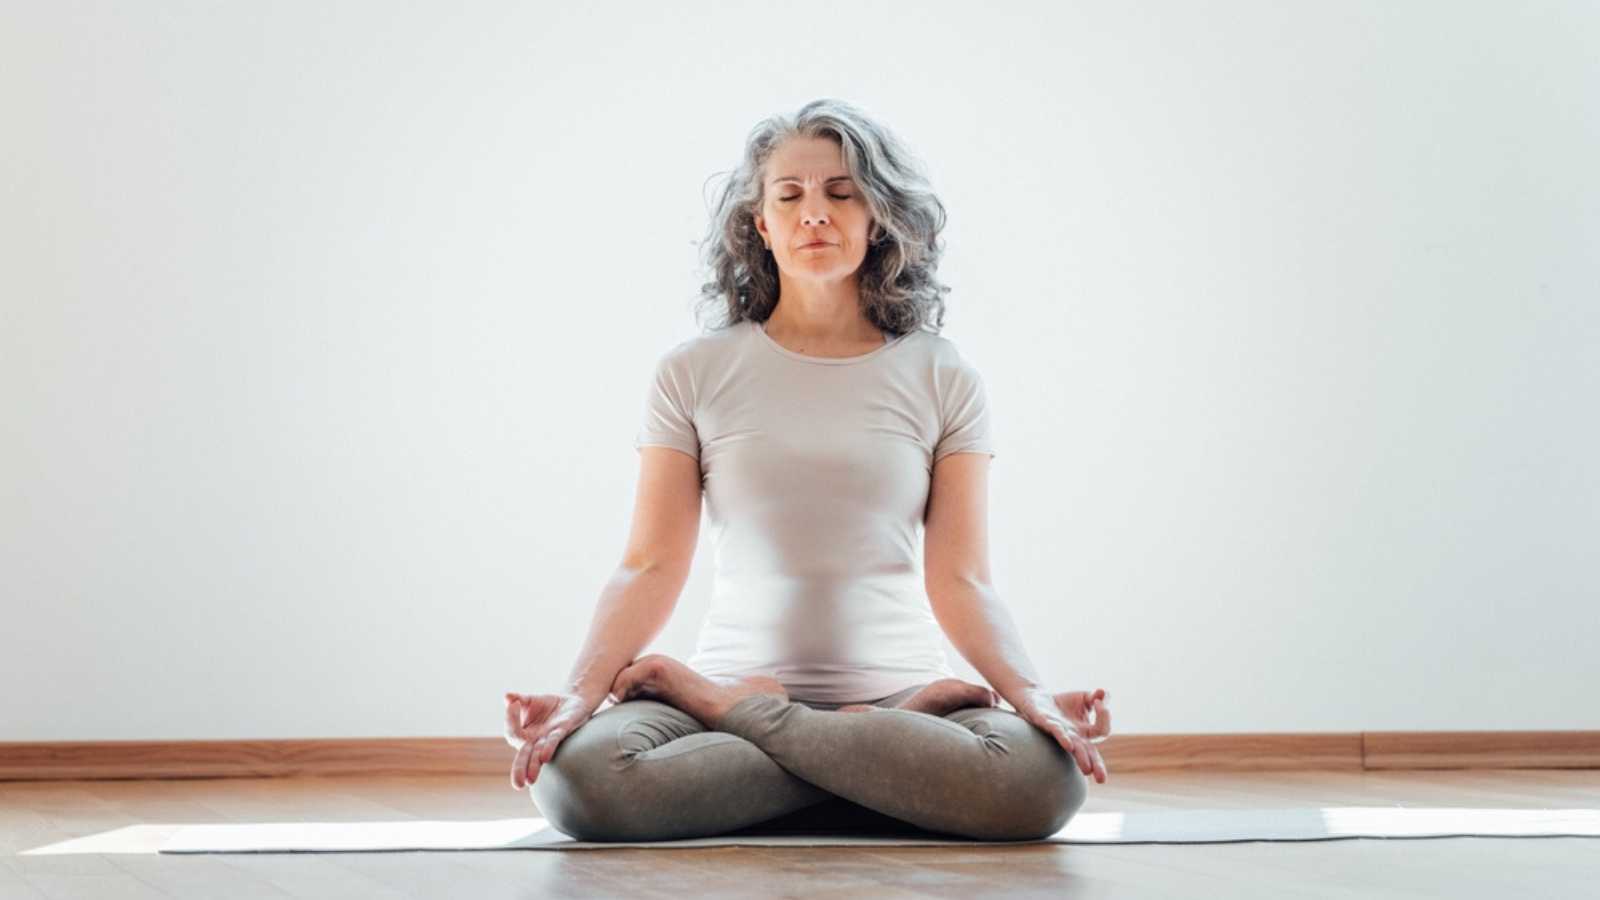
1010,686,1112,784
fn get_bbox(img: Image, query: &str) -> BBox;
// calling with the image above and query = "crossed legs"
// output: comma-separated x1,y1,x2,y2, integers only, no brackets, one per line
531,655,1086,842
529,695,836,841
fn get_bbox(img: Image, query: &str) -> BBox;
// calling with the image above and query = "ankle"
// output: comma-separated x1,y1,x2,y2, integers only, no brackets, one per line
710,691,784,730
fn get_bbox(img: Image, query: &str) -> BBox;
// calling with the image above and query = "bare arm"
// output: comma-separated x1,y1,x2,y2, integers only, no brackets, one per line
563,446,702,708
924,450,1112,783
922,452,1043,701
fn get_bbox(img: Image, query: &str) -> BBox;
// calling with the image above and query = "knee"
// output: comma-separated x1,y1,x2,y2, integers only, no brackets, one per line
1011,717,1088,839
528,723,617,841
1014,747,1088,840
529,700,700,842
958,710,1089,841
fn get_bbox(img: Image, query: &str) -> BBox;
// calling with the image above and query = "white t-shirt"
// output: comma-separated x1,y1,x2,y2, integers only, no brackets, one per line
634,318,996,703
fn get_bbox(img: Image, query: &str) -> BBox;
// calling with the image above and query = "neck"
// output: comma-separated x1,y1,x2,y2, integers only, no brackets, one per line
764,273,880,346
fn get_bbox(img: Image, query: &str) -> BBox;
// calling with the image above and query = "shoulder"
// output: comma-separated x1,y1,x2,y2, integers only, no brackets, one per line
652,322,748,372
898,328,985,384
912,329,970,364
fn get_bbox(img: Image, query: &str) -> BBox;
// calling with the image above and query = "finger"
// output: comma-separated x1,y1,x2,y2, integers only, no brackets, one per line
1070,694,1094,720
504,698,524,742
1090,744,1109,784
523,742,543,787
538,728,566,763
1051,723,1090,776
1043,717,1068,746
510,742,532,790
1070,734,1093,777
1094,700,1112,737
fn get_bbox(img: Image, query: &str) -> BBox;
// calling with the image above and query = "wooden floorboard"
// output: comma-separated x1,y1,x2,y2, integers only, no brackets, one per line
2,770,1597,898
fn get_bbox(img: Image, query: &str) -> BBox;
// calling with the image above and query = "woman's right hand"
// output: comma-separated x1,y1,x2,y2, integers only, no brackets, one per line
503,691,595,790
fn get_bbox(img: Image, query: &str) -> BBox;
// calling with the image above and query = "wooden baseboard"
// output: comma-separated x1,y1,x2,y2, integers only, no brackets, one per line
1361,731,1600,770
2,731,1597,782
0,738,508,781
1098,733,1365,772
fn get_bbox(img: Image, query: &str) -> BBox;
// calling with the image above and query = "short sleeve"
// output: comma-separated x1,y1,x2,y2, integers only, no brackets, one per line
634,350,700,461
933,362,996,464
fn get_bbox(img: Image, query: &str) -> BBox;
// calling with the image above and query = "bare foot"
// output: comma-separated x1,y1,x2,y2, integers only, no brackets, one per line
610,654,787,729
890,678,999,717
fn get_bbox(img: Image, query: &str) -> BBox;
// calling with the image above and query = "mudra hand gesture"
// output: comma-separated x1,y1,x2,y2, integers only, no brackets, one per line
503,691,596,791
1011,687,1112,784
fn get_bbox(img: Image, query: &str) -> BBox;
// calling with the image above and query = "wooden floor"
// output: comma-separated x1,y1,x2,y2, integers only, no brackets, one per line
3,769,1597,899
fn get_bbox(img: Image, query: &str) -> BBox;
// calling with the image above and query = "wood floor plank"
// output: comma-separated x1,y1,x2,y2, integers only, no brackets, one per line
16,872,169,900
2,771,1597,898
0,864,49,900
109,853,295,900
204,853,410,900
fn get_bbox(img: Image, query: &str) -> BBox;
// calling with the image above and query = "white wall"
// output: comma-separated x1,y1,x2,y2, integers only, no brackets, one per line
3,1,1596,741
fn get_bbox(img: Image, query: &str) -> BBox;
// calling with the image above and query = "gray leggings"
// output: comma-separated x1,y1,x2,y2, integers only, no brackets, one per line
530,682,1087,842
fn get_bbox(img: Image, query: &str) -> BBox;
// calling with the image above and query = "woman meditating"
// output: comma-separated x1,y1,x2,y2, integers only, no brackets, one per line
504,98,1112,843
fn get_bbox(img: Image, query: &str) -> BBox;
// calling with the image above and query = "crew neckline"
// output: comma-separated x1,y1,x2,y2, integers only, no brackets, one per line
752,319,909,366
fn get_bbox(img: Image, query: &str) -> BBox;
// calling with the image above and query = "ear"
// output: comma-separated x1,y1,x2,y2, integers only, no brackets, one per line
753,213,768,245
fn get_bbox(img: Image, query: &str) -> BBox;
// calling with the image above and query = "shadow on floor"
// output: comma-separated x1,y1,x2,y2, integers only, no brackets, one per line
724,796,958,839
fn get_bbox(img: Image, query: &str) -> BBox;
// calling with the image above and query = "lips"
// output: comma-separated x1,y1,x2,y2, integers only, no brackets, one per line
800,241,833,248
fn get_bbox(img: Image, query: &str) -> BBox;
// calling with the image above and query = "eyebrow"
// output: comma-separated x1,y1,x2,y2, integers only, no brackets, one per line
770,175,854,186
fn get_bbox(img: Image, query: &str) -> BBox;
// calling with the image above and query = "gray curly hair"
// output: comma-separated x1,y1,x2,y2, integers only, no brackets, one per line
693,98,952,336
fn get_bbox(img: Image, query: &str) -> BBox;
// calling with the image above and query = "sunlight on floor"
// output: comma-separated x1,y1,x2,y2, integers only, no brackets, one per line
19,809,1600,855
21,817,554,855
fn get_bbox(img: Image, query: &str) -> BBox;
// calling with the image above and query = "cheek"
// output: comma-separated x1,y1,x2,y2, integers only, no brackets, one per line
850,207,874,236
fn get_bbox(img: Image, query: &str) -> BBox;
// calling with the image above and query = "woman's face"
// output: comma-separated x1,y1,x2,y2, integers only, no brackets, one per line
753,136,874,284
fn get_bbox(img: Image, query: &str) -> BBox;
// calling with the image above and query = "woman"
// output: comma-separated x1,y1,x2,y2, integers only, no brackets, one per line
503,99,1112,842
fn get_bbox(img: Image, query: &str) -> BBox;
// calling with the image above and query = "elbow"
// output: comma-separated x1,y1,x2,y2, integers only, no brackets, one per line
617,555,690,584
925,571,996,607
618,543,688,576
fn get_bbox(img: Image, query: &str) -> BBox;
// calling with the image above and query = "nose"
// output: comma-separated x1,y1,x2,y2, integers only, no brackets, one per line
801,202,829,227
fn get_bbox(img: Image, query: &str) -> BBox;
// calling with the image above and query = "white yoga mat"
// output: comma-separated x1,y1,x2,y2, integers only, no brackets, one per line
156,808,1600,853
